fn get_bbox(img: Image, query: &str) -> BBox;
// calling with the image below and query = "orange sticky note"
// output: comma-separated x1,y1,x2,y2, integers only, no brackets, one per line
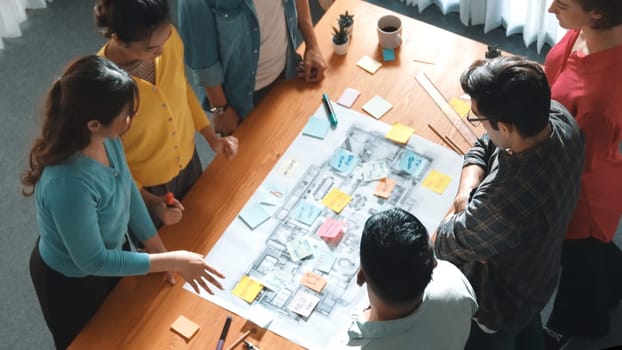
385,123,415,144
300,271,327,293
449,97,471,119
321,188,352,213
170,315,200,340
374,178,396,199
422,170,452,194
232,275,263,303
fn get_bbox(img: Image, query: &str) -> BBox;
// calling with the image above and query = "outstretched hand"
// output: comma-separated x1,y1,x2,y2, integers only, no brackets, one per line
174,250,225,294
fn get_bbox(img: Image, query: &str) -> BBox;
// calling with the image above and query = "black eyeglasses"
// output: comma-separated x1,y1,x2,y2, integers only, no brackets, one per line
466,110,489,127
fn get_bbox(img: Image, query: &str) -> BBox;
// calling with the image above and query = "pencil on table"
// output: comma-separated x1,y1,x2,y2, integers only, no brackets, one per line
427,124,462,154
225,329,254,350
443,136,466,155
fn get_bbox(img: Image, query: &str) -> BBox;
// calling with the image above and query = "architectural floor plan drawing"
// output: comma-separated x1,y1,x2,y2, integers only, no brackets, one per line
187,104,465,349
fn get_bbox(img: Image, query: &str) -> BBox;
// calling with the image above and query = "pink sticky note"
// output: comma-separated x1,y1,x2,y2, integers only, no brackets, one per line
317,218,345,244
317,218,345,238
337,88,360,108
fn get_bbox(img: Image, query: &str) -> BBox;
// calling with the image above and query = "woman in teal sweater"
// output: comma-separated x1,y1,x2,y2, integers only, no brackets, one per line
23,55,224,349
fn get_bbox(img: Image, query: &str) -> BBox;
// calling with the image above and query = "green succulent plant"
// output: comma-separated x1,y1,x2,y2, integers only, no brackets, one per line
332,24,349,45
338,10,354,27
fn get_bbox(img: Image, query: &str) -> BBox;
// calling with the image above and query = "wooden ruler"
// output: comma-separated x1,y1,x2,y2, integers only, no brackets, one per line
416,72,478,145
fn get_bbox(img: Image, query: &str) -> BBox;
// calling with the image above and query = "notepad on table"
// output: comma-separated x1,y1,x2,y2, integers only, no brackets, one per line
356,56,382,74
362,95,393,119
302,117,331,139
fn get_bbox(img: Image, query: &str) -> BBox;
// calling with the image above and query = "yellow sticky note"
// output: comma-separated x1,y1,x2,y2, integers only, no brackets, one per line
170,315,200,340
385,123,415,144
422,170,452,194
300,271,327,293
232,275,263,303
356,56,382,74
449,97,471,119
374,178,396,199
321,188,352,213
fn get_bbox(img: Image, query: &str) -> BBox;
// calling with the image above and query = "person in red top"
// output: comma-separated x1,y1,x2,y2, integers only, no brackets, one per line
544,0,622,348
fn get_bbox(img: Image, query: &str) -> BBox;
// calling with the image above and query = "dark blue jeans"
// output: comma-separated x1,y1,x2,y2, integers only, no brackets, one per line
465,315,545,350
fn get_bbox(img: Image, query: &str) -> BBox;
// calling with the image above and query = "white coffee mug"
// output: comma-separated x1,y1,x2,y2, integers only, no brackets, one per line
377,15,402,49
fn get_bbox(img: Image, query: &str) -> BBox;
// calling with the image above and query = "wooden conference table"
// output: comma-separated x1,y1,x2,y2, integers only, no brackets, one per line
71,0,488,348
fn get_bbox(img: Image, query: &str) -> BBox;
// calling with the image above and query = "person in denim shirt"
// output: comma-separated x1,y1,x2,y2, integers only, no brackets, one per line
178,0,327,135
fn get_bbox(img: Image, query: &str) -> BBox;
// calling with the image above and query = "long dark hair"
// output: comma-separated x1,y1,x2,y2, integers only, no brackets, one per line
94,0,171,42
21,55,138,196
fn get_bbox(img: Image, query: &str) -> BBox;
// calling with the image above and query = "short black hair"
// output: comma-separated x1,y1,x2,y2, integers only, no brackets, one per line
575,0,622,29
460,56,551,138
94,0,170,42
360,208,434,305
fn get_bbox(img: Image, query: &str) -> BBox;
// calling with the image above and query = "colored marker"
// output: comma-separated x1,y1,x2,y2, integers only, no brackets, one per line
216,316,232,350
165,192,175,207
322,93,338,128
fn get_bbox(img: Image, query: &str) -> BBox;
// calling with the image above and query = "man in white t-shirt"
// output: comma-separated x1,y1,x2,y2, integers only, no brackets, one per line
329,208,478,350
179,0,327,135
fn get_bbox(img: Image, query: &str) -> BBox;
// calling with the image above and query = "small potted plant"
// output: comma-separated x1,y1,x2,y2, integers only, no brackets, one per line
332,24,349,55
338,10,354,38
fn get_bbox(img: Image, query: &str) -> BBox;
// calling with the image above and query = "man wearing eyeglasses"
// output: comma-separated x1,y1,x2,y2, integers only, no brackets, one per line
432,56,585,350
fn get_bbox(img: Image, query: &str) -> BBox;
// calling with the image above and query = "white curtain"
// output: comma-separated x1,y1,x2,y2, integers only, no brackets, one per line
0,0,52,49
401,0,564,53
401,0,461,15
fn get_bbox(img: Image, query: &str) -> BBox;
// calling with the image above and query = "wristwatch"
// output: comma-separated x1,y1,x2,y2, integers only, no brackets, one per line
209,103,229,116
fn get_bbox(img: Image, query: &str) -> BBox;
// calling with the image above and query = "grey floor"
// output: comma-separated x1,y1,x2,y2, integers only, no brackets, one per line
0,1,619,349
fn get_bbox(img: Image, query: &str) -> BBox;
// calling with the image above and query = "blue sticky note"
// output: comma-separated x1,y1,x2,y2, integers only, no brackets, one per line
314,252,337,273
329,148,359,175
302,117,331,139
382,48,395,62
292,201,322,226
239,202,271,230
399,151,429,178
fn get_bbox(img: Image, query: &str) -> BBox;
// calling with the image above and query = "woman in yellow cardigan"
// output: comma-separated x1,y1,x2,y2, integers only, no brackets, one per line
95,0,238,227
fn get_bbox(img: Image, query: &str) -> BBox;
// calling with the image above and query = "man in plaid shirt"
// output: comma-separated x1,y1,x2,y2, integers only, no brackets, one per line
433,56,584,350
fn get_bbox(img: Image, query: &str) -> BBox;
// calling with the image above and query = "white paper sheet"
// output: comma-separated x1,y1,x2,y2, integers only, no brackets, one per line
185,104,464,349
